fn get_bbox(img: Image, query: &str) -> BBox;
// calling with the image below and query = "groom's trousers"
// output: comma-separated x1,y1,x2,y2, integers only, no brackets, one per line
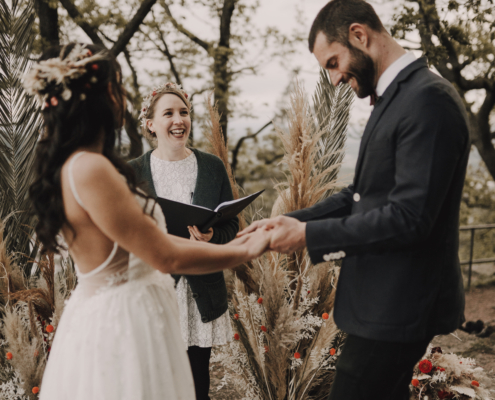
328,334,432,400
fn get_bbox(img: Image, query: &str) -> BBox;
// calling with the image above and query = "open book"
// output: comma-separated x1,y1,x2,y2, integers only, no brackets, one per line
156,190,264,238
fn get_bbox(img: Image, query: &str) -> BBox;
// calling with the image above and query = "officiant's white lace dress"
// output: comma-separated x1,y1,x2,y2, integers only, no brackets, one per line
40,152,195,400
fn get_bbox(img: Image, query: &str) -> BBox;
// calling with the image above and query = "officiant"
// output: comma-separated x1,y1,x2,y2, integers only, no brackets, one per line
129,82,238,400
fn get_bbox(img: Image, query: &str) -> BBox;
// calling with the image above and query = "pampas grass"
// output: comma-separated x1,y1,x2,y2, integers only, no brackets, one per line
0,216,77,398
208,72,354,399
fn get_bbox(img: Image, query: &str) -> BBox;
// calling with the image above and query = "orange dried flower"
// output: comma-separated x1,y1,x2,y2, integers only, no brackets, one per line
322,313,329,320
257,297,263,304
32,387,40,394
472,380,480,387
260,325,267,332
234,314,239,320
411,379,419,387
46,325,54,333
6,352,13,360
294,352,301,359
50,97,58,107
234,333,240,340
329,348,336,356
264,346,269,353
91,63,99,70
34,350,39,357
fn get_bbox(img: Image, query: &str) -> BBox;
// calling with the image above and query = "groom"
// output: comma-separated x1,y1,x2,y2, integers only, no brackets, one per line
239,1,469,399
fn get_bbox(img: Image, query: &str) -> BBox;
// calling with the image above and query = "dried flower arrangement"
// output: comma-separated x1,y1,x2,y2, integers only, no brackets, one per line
204,71,355,399
0,219,77,400
410,346,492,400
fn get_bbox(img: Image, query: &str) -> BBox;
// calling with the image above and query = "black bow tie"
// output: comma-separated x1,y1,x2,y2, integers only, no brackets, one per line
370,91,381,106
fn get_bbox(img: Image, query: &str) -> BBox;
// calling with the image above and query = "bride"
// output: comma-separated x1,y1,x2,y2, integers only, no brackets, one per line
24,43,270,400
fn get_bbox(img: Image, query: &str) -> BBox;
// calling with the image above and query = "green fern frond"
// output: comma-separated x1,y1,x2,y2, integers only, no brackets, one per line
312,68,354,196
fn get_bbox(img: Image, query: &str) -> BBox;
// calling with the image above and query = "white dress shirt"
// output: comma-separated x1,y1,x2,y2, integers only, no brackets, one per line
375,52,416,97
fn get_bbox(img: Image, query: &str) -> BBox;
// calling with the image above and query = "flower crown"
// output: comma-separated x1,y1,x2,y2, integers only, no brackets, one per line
139,82,191,129
23,44,107,109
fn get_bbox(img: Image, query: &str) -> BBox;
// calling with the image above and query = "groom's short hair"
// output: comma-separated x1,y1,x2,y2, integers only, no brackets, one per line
309,0,386,52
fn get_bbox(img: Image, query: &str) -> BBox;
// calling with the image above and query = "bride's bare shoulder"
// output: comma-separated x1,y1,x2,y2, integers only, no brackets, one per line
62,152,116,182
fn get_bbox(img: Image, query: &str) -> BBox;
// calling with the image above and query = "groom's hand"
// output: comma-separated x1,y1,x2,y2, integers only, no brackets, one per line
238,216,307,254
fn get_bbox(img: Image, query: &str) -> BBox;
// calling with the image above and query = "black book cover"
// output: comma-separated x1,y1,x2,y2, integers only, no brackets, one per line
156,190,264,238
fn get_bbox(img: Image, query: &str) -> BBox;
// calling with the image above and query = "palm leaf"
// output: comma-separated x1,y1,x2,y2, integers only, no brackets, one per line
312,68,354,196
0,0,42,275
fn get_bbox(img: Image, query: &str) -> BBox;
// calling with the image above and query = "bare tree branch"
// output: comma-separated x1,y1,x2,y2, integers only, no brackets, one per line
231,120,273,173
111,0,158,56
123,48,139,94
159,0,210,52
150,10,182,85
59,0,104,45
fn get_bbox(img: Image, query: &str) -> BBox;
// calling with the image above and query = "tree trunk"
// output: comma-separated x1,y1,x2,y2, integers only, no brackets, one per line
34,0,59,49
213,48,231,144
125,109,143,160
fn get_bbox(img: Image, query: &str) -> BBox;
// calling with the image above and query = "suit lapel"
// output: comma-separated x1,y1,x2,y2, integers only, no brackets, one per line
353,58,428,184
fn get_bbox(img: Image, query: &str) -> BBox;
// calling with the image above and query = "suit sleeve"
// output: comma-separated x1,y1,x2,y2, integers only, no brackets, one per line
210,166,239,245
305,86,469,264
286,184,354,222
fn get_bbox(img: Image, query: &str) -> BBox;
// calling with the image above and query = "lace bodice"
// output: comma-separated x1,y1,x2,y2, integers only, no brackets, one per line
150,151,232,348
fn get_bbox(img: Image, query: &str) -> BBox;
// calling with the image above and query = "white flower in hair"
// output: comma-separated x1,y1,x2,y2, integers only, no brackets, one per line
23,44,107,106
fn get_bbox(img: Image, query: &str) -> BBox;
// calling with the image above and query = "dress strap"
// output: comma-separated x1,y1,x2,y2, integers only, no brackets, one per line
68,152,88,211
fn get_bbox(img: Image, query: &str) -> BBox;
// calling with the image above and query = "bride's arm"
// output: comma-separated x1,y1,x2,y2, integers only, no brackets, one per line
71,153,268,275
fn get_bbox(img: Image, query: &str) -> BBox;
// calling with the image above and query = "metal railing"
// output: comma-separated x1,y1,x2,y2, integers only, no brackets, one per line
459,223,495,290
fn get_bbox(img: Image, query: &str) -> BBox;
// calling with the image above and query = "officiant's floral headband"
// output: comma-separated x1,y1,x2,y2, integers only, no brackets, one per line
139,82,192,139
23,44,108,109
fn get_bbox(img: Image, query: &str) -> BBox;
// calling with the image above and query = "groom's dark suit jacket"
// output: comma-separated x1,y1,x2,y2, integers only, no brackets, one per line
287,58,469,343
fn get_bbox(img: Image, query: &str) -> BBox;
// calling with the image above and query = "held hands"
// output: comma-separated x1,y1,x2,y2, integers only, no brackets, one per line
237,216,307,254
188,226,214,242
228,227,272,260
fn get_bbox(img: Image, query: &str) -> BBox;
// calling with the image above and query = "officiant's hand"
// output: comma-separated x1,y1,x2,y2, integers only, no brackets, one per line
238,216,306,254
188,226,214,242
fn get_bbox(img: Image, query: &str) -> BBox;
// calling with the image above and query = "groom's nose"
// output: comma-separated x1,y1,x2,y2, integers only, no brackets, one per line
328,70,344,87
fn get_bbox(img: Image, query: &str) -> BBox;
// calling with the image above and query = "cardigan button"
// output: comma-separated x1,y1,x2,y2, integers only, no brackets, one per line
353,193,361,202
192,293,199,299
201,317,209,323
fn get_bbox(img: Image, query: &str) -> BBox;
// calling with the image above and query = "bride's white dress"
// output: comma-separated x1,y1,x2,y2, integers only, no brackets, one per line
40,152,195,400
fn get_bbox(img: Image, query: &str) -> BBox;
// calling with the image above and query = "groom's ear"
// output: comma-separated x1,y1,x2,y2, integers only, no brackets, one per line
348,23,370,51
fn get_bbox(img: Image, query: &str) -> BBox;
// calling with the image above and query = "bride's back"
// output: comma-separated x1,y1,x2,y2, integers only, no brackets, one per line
61,151,124,275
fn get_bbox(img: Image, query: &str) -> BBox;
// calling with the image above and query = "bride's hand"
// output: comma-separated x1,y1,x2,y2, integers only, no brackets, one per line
228,228,271,260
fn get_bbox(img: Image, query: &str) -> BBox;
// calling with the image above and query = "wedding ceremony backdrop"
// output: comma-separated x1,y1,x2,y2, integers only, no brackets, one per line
1,0,495,399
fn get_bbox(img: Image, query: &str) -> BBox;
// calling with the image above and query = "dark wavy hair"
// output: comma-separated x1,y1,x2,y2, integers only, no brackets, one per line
29,43,145,254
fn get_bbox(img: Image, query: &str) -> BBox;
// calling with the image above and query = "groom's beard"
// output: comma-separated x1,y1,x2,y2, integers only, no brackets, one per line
344,44,376,99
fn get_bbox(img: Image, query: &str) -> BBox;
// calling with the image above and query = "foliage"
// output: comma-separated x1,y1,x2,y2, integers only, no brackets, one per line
206,72,353,399
0,0,43,276
458,161,495,286
391,0,495,181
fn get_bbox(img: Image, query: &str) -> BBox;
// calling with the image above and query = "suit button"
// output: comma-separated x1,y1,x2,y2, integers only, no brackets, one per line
192,293,199,299
201,317,208,323
353,193,361,202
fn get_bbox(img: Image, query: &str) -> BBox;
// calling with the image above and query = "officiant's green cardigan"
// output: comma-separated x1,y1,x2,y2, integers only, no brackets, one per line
128,148,238,323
